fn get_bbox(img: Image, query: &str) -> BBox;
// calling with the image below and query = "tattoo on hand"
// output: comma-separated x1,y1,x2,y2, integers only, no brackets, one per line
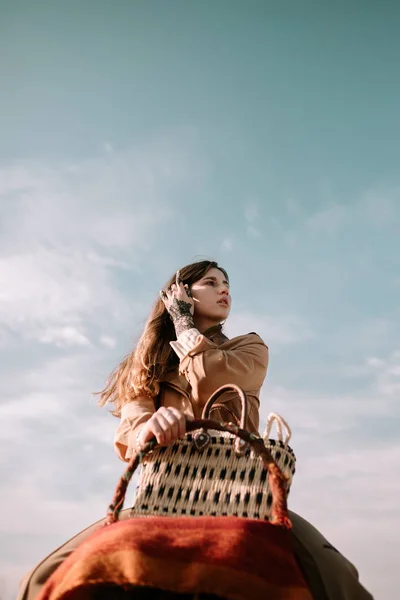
168,299,195,336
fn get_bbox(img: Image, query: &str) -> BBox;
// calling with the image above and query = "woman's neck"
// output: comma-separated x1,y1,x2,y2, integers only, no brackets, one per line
202,324,229,345
194,316,222,334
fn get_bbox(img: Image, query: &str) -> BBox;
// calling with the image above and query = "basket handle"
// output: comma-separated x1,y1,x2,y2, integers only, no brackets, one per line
201,384,248,430
105,417,291,530
263,413,292,445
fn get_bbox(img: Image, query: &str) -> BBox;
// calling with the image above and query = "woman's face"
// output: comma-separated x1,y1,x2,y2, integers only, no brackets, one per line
190,267,231,324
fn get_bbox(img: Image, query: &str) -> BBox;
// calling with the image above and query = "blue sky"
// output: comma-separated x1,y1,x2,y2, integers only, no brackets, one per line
1,2,399,598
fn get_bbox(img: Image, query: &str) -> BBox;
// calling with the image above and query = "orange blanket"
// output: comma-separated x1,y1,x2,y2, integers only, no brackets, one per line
37,516,313,600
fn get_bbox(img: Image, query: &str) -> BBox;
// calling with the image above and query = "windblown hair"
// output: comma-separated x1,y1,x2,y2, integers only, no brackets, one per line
97,260,229,416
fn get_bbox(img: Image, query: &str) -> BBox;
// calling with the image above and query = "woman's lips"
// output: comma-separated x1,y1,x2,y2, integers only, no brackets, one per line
217,299,229,307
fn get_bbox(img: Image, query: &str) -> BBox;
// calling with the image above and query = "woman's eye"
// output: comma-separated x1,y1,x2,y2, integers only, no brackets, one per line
206,280,215,285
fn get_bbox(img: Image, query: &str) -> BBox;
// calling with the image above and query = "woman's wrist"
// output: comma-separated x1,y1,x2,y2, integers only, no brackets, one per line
173,312,195,337
168,299,195,336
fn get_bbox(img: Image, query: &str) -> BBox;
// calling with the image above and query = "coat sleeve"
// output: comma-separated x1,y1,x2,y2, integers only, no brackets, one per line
114,395,155,462
176,333,269,407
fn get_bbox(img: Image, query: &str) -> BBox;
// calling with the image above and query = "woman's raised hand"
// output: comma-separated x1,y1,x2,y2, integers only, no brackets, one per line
160,270,194,317
137,406,189,448
160,271,195,336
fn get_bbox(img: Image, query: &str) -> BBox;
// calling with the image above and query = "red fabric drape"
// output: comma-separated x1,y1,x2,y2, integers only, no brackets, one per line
37,516,312,600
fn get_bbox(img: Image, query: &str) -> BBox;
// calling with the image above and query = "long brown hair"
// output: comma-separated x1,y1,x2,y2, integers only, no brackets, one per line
97,260,229,416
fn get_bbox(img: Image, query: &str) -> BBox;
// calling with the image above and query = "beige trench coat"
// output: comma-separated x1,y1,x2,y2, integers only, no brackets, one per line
114,332,267,461
17,331,373,600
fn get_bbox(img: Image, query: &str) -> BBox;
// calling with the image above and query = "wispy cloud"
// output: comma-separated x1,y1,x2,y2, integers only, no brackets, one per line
362,186,400,228
38,326,91,347
221,237,233,252
280,187,400,254
225,311,314,347
246,225,261,238
99,335,117,349
0,141,196,347
305,202,346,236
244,205,259,222
102,141,115,154
366,350,400,396
244,203,261,237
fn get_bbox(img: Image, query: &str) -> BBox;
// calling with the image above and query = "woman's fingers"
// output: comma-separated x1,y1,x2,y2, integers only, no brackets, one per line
166,406,187,438
160,408,180,441
139,416,165,446
140,408,188,447
145,412,170,445
158,406,187,441
175,272,190,298
153,410,173,443
184,284,193,298
160,273,192,305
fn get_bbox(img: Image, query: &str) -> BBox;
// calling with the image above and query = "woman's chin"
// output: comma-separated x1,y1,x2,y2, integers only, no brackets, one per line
194,307,230,325
214,306,230,319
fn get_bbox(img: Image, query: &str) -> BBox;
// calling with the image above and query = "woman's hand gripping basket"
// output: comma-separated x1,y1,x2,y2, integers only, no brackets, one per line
107,384,296,525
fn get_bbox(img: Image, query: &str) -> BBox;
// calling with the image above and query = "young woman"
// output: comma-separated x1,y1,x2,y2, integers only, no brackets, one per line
18,260,372,600
102,260,268,463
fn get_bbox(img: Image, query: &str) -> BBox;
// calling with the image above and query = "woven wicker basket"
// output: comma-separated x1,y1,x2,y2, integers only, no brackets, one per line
129,384,295,521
